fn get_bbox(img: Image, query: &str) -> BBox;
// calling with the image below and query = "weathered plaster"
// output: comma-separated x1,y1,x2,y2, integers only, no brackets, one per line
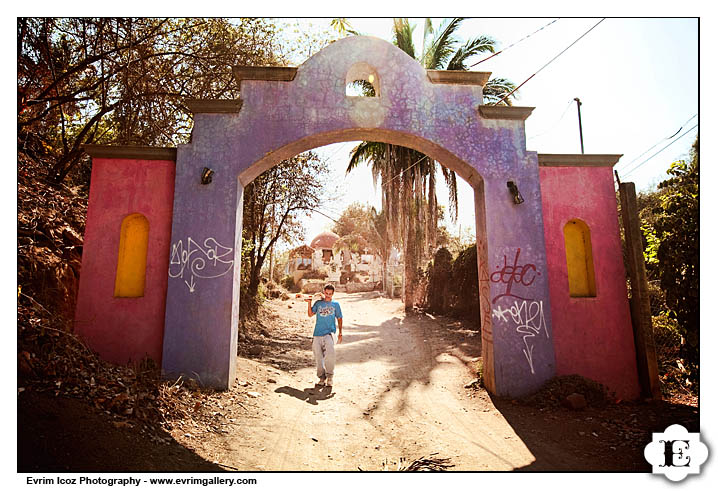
74,37,640,401
74,156,175,365
162,36,556,395
539,164,639,399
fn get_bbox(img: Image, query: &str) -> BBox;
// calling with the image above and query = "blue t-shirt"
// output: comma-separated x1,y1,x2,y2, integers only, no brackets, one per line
311,300,343,337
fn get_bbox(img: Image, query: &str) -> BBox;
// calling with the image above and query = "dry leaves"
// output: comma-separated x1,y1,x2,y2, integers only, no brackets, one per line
17,151,246,444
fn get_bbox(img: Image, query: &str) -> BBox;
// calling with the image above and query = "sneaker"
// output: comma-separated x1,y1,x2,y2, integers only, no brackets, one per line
316,378,326,387
326,376,333,387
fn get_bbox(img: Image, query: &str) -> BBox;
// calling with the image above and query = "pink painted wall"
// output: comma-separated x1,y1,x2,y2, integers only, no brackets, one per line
74,158,175,365
539,165,639,400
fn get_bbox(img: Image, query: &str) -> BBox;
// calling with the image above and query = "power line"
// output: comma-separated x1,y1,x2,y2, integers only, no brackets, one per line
470,18,560,67
307,207,340,223
615,114,697,172
382,153,431,186
621,123,698,178
527,98,574,140
322,141,354,163
494,18,606,106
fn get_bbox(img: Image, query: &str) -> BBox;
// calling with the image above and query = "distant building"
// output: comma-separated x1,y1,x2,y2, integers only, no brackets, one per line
285,231,387,289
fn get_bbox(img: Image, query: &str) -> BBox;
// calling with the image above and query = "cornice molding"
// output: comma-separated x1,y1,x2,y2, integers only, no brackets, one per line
82,145,177,161
233,66,298,86
478,105,535,120
185,99,243,114
538,154,623,167
427,70,491,86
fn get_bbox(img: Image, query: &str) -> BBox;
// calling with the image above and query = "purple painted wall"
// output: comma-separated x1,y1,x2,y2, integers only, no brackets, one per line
162,36,555,394
539,164,639,399
75,157,175,365
73,38,638,401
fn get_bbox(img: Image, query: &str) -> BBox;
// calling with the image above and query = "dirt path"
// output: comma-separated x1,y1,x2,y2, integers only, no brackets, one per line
176,291,696,472
220,292,533,471
19,291,698,472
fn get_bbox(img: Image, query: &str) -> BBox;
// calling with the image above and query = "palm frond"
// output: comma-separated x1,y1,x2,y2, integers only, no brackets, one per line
392,18,416,59
347,141,385,174
446,35,496,70
439,165,458,221
421,18,434,62
423,17,463,69
483,77,518,106
330,18,362,36
347,79,376,97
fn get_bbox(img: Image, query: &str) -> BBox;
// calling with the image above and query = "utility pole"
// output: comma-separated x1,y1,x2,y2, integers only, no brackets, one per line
574,97,585,154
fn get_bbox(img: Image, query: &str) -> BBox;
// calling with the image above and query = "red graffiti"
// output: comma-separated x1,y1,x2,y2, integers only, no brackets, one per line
477,237,493,344
490,248,539,303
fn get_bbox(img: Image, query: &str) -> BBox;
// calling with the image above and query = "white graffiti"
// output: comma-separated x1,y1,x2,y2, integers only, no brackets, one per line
493,300,549,375
168,236,234,293
492,305,510,323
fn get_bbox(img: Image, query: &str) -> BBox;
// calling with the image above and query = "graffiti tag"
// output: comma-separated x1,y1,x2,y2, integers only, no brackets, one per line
490,248,539,303
477,238,493,344
492,299,549,375
168,237,234,293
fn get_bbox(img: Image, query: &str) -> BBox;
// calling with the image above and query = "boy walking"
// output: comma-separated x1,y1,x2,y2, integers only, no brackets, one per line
306,284,343,388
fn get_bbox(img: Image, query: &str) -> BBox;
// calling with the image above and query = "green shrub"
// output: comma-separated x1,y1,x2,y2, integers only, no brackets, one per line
426,247,453,314
451,243,479,322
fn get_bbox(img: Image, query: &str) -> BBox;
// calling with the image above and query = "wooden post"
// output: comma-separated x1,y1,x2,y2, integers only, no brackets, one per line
619,182,662,400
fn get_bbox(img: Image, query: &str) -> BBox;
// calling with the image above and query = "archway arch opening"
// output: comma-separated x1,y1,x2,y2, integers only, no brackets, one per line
234,132,493,391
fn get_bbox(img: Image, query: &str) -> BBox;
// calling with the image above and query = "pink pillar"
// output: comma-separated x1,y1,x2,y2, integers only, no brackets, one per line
74,148,176,365
539,157,640,400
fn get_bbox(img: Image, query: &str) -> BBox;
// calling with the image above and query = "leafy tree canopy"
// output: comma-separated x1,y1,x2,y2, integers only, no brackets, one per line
241,151,331,312
18,18,282,183
652,137,699,368
331,202,387,257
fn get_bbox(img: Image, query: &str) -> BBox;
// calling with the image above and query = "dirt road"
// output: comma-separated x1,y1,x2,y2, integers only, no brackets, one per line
178,291,694,472
19,291,698,472
222,291,533,471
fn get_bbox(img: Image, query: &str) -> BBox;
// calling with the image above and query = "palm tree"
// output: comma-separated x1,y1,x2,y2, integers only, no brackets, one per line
346,18,517,311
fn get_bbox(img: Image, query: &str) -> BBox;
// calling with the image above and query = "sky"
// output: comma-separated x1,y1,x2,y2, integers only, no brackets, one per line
271,17,699,247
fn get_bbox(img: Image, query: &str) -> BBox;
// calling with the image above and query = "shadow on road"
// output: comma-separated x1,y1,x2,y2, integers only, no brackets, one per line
275,385,335,405
334,307,482,419
489,392,700,471
18,391,227,472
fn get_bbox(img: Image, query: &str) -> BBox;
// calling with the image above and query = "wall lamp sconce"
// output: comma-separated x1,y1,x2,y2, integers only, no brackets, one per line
507,180,524,204
201,167,214,185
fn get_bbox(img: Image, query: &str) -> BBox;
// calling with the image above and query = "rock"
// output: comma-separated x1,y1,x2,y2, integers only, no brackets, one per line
247,391,261,398
563,392,587,410
267,378,277,384
248,346,262,356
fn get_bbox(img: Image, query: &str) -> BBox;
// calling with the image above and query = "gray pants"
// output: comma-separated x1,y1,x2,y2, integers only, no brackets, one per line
312,334,335,380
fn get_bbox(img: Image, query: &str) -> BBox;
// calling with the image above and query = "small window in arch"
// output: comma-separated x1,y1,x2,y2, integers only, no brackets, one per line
345,62,379,97
563,219,597,297
114,213,149,298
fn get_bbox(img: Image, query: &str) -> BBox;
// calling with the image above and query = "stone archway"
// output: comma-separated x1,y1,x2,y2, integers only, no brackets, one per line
160,36,555,397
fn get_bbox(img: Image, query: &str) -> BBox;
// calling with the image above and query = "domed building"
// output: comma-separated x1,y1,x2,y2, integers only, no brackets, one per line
285,230,385,292
310,230,339,250
310,231,339,264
